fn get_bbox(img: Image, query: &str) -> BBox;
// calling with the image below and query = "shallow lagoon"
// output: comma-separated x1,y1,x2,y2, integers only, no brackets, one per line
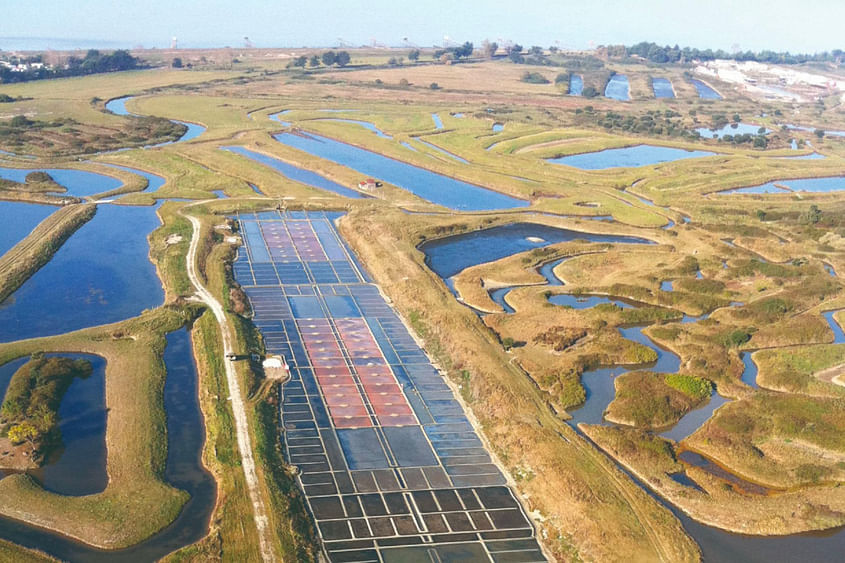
547,145,715,170
421,222,652,279
697,122,771,139
0,354,107,496
0,167,122,197
273,131,526,211
315,118,392,139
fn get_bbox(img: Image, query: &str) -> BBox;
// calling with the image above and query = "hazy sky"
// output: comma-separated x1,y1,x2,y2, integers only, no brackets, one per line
1,0,843,53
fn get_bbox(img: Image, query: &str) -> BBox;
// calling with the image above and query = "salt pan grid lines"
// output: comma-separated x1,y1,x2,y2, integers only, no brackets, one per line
233,210,546,562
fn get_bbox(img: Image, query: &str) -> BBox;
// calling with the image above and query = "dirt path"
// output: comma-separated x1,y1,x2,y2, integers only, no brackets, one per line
183,209,274,562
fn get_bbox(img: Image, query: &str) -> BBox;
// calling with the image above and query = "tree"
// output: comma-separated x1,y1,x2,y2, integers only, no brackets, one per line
815,129,825,139
398,78,410,88
581,86,599,98
800,204,822,225
529,46,543,56
336,51,351,67
9,115,32,128
452,42,474,59
430,82,440,90
321,51,336,66
756,209,768,221
482,40,498,59
521,71,550,84
171,57,183,68
308,55,320,67
7,422,39,445
408,49,420,62
506,44,524,64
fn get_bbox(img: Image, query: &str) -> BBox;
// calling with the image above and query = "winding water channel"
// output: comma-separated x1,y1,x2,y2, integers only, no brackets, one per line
0,99,215,559
421,225,845,561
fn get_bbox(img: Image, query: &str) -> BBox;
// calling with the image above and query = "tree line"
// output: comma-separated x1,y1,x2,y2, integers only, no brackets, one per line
289,50,351,68
624,41,844,65
0,49,140,84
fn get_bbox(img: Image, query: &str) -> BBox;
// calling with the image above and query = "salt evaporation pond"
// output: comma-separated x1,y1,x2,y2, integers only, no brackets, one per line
569,74,584,95
652,78,675,98
689,79,722,99
605,74,630,101
222,146,366,199
547,145,715,170
721,176,845,194
273,131,526,211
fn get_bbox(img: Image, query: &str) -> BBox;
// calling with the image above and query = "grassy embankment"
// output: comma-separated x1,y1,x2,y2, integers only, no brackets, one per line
0,539,55,562
0,305,197,548
0,203,96,302
155,201,318,561
340,207,700,562
0,355,93,469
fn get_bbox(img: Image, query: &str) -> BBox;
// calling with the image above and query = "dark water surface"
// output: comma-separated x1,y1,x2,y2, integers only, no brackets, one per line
0,329,215,562
0,204,164,342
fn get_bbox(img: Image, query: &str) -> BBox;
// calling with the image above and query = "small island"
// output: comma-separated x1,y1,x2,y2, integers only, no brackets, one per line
0,353,92,470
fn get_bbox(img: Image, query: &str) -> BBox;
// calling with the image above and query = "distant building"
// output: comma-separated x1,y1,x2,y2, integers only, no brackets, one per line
357,178,380,190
